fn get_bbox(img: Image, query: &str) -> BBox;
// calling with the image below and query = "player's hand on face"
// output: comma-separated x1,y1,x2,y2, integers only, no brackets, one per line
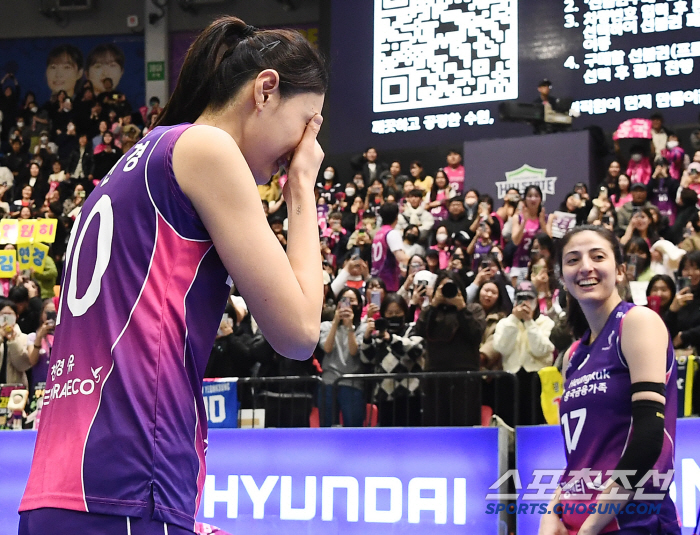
286,114,324,190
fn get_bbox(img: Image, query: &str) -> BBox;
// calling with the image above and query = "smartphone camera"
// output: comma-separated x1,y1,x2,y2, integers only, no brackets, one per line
677,277,692,292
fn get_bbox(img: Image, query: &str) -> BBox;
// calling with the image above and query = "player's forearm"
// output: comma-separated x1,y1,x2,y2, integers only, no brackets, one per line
285,183,324,319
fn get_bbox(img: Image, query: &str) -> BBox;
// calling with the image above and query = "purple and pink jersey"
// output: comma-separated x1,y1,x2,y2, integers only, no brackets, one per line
560,301,680,534
20,124,231,531
371,225,400,291
513,216,540,268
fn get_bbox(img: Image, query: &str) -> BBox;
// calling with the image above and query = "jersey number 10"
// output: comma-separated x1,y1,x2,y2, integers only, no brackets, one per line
56,195,115,325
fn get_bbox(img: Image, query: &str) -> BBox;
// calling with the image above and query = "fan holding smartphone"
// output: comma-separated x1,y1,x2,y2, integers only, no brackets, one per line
26,300,59,394
0,299,30,387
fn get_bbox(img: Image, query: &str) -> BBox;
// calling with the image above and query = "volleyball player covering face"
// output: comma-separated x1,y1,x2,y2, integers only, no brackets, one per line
19,17,327,535
539,226,679,535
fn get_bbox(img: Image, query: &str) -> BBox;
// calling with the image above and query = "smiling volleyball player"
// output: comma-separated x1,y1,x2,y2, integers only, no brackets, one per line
539,226,680,535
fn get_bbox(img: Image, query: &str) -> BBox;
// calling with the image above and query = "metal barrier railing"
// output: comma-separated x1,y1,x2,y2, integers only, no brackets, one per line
331,370,520,427
236,375,324,428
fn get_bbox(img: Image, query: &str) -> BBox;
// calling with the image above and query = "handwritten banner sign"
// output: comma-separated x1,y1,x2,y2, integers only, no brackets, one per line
17,244,31,272
31,243,49,274
0,250,17,279
0,220,18,244
0,219,57,245
34,219,57,244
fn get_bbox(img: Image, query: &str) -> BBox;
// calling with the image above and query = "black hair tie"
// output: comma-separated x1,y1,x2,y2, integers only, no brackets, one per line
242,25,258,37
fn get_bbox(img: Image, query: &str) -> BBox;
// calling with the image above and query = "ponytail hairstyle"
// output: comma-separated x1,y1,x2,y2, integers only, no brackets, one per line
157,16,328,127
556,225,624,339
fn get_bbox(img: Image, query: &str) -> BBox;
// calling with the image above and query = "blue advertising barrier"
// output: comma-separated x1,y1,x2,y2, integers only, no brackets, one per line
516,419,700,535
202,378,238,428
0,427,507,535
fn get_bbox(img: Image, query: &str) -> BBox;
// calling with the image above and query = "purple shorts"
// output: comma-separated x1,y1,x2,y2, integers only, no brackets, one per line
19,508,194,535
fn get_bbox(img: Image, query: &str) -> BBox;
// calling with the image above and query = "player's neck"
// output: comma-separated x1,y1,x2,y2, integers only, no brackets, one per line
582,293,622,343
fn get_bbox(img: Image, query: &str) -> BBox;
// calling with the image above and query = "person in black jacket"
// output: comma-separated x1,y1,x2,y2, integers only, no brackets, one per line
91,139,121,183
350,147,389,184
414,271,486,426
65,133,94,193
665,251,700,353
8,285,43,335
431,196,472,243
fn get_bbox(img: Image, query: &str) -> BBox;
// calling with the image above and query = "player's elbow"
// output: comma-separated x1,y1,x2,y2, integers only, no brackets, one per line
271,323,320,361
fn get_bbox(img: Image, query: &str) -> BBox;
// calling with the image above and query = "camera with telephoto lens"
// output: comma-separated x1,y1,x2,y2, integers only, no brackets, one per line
374,317,389,334
441,281,458,299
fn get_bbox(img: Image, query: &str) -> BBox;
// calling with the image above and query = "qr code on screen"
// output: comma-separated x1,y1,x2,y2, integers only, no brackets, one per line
373,0,518,113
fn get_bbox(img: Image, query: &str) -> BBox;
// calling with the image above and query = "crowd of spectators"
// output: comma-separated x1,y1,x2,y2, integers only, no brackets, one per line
2,66,699,429
0,71,162,408
206,112,700,428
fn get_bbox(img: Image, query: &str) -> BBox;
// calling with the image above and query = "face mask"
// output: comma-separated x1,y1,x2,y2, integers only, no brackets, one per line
17,121,23,128
405,233,419,244
667,141,679,149
436,233,448,244
345,188,356,197
354,178,363,187
41,136,48,143
386,317,405,334
465,197,477,206
324,171,334,180
31,106,38,113
631,154,642,162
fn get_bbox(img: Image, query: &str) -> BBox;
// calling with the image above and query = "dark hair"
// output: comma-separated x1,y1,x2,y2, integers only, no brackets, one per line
465,188,480,199
478,279,512,315
8,285,29,304
366,277,387,294
528,252,557,294
556,225,624,338
678,251,700,285
430,169,449,201
322,165,338,181
624,236,651,274
479,194,494,211
532,232,553,254
633,207,659,244
447,149,461,156
337,286,363,327
680,187,699,208
157,17,328,126
646,274,675,314
411,160,423,169
688,211,700,233
433,270,467,303
86,43,126,70
380,292,409,320
523,185,543,214
650,112,664,121
0,298,18,314
47,44,83,69
378,202,399,226
403,224,420,238
407,189,424,198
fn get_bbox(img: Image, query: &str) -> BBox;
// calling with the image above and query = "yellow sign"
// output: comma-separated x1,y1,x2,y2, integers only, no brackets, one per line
17,244,31,272
0,219,58,245
31,243,49,274
17,220,37,244
35,219,58,244
0,250,17,279
0,220,18,244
